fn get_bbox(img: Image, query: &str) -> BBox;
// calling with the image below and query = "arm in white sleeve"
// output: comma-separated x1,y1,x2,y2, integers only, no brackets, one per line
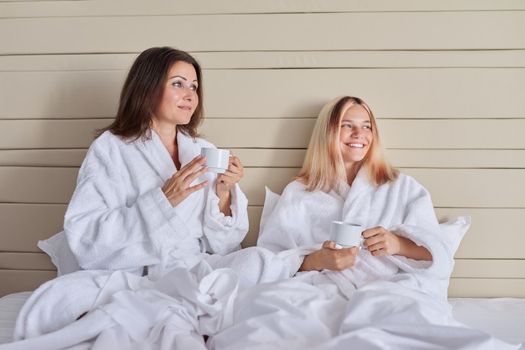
386,176,453,279
201,182,249,255
64,147,191,271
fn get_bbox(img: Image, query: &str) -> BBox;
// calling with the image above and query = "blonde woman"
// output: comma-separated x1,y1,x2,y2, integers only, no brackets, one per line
214,97,515,350
258,96,451,297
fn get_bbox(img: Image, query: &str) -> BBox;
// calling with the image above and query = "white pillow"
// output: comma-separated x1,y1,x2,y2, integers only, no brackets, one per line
438,216,471,255
38,231,81,276
259,186,281,233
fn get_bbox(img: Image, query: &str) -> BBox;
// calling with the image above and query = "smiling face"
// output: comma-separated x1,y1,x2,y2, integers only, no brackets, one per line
153,61,199,127
338,103,373,167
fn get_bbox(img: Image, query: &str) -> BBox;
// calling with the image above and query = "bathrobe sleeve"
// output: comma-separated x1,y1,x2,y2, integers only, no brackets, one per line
201,181,249,255
186,138,249,255
64,139,196,271
385,175,454,281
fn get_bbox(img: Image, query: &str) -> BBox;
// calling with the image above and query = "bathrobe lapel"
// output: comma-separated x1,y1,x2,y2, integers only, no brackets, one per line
136,129,205,223
135,130,176,182
341,167,374,227
176,130,201,167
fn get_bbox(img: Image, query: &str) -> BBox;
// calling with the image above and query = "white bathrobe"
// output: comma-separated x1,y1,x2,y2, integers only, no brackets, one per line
6,130,293,348
258,168,453,299
64,129,249,279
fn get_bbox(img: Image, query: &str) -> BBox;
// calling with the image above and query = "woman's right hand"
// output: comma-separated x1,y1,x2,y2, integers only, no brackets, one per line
299,240,358,271
162,156,208,207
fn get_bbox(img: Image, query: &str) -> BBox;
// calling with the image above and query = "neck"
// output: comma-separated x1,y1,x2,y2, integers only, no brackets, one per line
151,120,177,142
151,120,178,161
345,162,361,186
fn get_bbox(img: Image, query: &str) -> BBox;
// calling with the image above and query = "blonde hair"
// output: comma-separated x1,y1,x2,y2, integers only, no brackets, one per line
297,96,398,192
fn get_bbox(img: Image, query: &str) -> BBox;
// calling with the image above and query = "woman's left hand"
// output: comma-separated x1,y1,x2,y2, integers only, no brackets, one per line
216,155,244,197
362,226,401,257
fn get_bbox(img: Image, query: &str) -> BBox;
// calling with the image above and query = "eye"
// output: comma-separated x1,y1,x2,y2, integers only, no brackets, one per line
190,84,198,91
341,123,352,129
363,125,372,130
172,81,183,88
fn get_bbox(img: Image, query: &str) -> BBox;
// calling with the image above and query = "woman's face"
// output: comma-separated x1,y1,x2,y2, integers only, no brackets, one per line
338,104,373,166
153,61,199,127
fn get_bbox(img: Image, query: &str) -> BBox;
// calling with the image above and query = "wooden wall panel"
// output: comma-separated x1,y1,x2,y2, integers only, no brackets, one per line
2,51,525,71
2,149,525,168
2,0,525,18
2,12,525,55
2,119,525,149
0,270,56,297
2,69,525,119
1,167,524,207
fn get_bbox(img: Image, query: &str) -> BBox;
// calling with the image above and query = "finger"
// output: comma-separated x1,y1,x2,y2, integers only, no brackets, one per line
185,180,208,194
229,156,244,173
226,163,241,175
230,155,242,168
361,227,382,239
183,166,208,187
363,235,383,248
371,248,387,257
163,171,181,192
338,247,356,256
322,240,337,249
178,156,206,178
367,242,384,253
218,169,238,178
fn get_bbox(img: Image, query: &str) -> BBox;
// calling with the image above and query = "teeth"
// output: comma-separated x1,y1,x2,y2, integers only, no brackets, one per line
349,143,364,148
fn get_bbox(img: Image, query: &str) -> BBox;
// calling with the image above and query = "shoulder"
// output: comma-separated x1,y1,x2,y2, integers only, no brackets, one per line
388,172,431,199
396,172,425,189
80,131,126,177
279,180,320,206
89,130,126,152
282,180,307,196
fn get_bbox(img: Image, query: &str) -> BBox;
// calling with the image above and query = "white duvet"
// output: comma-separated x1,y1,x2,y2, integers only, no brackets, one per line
2,262,522,349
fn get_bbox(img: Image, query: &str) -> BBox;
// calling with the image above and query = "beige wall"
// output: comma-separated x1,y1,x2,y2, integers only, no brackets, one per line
1,0,524,297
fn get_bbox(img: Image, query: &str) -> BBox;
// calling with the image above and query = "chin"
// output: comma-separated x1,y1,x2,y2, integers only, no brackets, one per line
176,116,193,125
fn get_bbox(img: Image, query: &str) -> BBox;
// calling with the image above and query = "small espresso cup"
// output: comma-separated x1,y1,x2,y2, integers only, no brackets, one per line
330,221,364,248
201,147,230,173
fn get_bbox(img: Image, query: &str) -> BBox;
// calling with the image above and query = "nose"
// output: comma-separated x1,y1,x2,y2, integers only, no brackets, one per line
351,128,363,138
182,87,194,100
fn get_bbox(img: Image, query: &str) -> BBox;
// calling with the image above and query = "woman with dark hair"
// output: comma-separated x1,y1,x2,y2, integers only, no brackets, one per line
8,48,291,349
46,47,251,279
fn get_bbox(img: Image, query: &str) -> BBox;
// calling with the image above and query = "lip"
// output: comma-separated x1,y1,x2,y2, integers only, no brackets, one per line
177,105,193,111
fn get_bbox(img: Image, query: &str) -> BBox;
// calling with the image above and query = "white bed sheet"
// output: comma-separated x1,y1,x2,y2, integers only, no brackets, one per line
0,292,524,346
0,292,31,345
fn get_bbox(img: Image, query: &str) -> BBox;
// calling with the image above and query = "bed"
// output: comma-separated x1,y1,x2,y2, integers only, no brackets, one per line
0,295,514,346
0,281,524,348
1,0,524,349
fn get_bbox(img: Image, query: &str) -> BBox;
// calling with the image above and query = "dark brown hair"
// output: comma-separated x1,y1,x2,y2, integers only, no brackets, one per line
97,47,204,139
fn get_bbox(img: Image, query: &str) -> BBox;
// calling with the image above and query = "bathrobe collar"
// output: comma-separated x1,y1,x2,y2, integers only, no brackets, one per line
137,128,200,181
341,165,375,226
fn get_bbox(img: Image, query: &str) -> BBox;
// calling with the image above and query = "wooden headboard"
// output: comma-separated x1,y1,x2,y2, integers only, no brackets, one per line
1,0,524,298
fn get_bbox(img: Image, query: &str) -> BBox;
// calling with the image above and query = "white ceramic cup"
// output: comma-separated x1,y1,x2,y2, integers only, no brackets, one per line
201,147,230,173
330,221,364,248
